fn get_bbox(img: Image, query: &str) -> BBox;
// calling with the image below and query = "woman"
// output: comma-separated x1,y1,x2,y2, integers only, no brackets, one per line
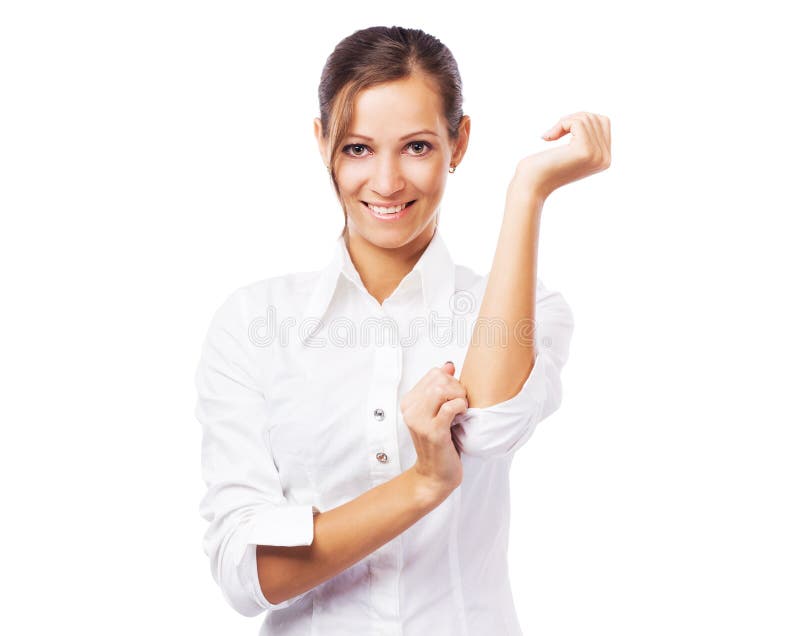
196,25,610,636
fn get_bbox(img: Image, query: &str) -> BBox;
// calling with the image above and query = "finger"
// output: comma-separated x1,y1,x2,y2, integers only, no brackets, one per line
442,375,467,400
541,111,584,139
427,363,454,379
600,115,611,155
419,381,455,418
431,377,467,408
542,112,593,146
586,113,604,151
573,112,603,155
585,113,610,167
541,119,567,140
429,368,467,398
552,112,605,163
435,397,468,425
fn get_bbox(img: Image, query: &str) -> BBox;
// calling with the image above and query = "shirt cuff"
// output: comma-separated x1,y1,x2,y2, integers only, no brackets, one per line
451,348,560,458
235,504,319,612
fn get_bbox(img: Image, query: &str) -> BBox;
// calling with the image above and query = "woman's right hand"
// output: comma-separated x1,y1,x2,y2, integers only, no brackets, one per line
400,361,468,499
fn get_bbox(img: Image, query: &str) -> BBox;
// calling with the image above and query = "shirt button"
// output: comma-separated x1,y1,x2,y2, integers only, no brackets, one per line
373,408,385,421
376,452,389,463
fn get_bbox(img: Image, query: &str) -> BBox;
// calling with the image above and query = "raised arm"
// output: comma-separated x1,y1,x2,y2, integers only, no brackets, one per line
458,112,611,410
458,184,543,408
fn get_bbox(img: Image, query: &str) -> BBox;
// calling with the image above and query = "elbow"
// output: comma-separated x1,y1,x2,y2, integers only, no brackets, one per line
452,411,538,459
217,503,317,613
205,531,285,617
221,576,267,618
217,541,308,615
256,545,288,606
261,575,283,606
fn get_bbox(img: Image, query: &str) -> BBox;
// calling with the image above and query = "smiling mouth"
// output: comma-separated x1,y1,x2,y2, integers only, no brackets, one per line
361,200,417,215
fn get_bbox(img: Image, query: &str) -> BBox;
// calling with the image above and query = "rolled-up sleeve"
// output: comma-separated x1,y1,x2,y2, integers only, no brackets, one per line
451,279,575,458
196,287,318,616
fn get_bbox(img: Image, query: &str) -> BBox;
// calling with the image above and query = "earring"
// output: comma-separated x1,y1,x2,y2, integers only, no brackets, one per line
449,164,456,174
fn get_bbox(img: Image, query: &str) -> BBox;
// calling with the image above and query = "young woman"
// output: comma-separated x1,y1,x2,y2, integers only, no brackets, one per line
196,25,610,636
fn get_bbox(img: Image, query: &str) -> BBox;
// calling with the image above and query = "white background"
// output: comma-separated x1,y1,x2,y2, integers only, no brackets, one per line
2,1,798,634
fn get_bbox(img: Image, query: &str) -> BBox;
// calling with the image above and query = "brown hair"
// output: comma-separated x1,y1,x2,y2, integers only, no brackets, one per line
317,26,465,235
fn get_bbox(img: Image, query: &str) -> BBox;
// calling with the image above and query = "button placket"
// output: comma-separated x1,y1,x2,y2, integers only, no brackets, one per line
363,313,405,632
367,338,401,479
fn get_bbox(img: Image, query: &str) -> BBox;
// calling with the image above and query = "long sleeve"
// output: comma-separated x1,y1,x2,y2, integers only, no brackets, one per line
195,288,318,616
451,279,575,458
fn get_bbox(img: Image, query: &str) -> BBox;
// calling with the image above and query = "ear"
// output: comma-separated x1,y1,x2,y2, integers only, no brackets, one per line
450,114,471,166
313,118,330,169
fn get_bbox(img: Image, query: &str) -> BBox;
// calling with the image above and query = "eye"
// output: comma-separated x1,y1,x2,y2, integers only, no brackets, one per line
407,141,433,155
341,143,369,157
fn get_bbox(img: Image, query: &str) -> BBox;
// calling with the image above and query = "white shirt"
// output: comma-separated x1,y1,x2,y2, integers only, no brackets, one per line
195,227,575,636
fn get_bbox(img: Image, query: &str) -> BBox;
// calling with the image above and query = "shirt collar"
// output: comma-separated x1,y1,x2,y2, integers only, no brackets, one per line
301,226,455,342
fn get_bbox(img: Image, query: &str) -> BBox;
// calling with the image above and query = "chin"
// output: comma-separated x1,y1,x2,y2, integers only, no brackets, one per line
360,229,412,249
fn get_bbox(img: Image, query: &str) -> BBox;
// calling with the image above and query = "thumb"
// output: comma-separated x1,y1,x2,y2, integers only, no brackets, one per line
442,360,455,375
542,119,570,140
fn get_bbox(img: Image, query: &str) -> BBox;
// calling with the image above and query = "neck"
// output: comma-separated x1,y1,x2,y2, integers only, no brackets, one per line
344,221,436,305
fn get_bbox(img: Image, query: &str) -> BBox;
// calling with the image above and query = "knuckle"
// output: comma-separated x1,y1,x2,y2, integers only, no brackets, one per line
425,384,442,400
450,383,467,398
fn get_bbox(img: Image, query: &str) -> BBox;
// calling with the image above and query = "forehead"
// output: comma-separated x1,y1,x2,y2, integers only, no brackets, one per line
348,74,446,137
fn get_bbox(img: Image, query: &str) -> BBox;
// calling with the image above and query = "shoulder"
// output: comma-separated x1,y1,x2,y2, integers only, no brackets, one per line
217,269,322,320
203,268,325,352
199,268,327,377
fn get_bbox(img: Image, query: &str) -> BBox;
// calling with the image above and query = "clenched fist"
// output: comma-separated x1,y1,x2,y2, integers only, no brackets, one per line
401,361,468,498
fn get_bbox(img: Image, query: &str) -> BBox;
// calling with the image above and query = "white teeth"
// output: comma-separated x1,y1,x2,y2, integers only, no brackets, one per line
367,202,409,214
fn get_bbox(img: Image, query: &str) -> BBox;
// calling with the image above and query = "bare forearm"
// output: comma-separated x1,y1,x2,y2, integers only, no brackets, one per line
459,182,545,408
256,469,447,605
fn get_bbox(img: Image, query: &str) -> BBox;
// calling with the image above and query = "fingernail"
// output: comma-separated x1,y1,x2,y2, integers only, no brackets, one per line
445,360,454,365
541,130,551,139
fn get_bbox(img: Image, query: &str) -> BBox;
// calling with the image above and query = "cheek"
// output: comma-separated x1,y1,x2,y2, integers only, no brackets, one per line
335,163,366,189
407,162,447,191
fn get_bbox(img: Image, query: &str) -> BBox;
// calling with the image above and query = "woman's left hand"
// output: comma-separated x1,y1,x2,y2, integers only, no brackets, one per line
512,111,611,202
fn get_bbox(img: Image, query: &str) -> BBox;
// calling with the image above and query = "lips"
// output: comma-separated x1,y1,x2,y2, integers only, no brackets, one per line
362,200,416,210
362,199,416,220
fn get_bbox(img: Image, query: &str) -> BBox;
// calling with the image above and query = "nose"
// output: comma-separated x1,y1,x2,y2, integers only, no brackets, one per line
371,153,406,199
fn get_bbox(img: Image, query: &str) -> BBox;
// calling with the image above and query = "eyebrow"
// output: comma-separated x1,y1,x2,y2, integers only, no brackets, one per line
346,129,439,141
